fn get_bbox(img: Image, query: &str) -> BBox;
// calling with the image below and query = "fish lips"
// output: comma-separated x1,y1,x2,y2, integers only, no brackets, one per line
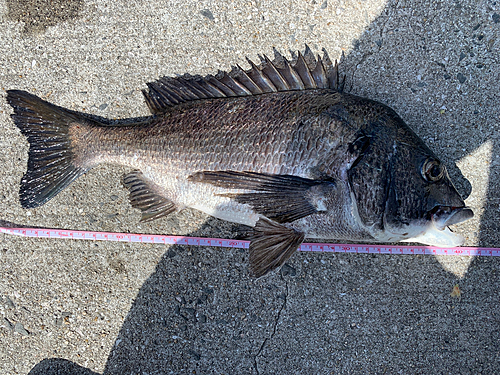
431,206,474,231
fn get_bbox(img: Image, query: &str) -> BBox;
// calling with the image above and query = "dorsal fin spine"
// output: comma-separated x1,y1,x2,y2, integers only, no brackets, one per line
311,55,328,88
261,54,290,91
175,76,209,99
219,71,252,96
146,83,176,109
294,52,317,89
278,57,305,90
245,57,277,93
164,78,199,100
303,45,317,70
196,78,226,98
206,74,237,97
233,65,263,95
153,81,183,104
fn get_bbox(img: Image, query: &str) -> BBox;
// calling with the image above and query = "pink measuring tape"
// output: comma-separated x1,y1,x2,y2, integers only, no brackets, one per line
1,226,499,257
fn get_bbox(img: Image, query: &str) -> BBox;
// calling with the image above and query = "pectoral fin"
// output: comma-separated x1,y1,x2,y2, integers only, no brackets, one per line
188,171,335,223
122,171,176,222
247,218,305,277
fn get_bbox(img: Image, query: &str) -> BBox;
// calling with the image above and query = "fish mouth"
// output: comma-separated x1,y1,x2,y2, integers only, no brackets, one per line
430,206,474,231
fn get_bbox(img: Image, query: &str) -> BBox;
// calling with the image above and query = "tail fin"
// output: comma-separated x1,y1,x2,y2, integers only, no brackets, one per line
6,90,90,208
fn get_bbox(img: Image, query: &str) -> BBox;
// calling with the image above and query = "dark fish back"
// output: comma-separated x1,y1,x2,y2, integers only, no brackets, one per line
87,90,357,180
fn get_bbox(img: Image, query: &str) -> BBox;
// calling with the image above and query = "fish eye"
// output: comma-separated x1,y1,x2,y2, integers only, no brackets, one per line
421,158,444,182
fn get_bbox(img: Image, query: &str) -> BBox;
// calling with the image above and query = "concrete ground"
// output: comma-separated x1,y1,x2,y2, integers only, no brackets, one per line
0,0,499,374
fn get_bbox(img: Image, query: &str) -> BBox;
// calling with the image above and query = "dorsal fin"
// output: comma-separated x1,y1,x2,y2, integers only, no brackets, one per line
142,47,344,115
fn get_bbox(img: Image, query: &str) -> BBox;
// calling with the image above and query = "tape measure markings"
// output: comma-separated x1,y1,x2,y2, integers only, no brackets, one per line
1,226,499,257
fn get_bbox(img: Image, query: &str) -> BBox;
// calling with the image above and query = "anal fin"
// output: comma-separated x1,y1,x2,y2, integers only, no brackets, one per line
247,218,305,277
122,171,176,222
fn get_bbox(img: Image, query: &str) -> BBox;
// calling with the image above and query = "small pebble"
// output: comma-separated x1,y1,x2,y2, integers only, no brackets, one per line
14,322,29,336
175,296,186,304
200,9,214,21
99,103,108,110
492,13,500,24
457,73,466,84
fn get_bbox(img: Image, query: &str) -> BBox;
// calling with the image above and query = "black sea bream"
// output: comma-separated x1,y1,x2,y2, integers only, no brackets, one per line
6,47,473,276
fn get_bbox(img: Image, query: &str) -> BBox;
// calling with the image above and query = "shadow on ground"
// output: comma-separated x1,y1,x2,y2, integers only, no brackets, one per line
28,358,99,375
26,0,500,373
6,0,84,34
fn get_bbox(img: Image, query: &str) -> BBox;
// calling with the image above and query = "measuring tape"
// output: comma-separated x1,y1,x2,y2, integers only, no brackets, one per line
1,226,499,257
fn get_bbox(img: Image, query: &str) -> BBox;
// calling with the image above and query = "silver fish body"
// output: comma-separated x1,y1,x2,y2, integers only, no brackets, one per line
6,48,473,276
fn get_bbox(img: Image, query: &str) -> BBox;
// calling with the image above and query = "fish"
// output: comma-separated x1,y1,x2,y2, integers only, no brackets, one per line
6,47,473,277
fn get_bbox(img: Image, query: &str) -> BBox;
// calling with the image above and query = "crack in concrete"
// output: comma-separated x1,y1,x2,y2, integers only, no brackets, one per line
253,277,289,375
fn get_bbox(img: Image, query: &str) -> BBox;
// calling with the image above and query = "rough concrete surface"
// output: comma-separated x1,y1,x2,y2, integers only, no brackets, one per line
0,0,499,374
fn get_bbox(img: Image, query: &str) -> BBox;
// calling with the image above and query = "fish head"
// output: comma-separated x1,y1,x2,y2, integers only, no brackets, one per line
383,149,473,246
347,104,473,247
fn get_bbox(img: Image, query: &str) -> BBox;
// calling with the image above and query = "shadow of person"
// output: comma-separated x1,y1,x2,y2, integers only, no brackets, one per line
26,0,499,374
28,358,99,375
